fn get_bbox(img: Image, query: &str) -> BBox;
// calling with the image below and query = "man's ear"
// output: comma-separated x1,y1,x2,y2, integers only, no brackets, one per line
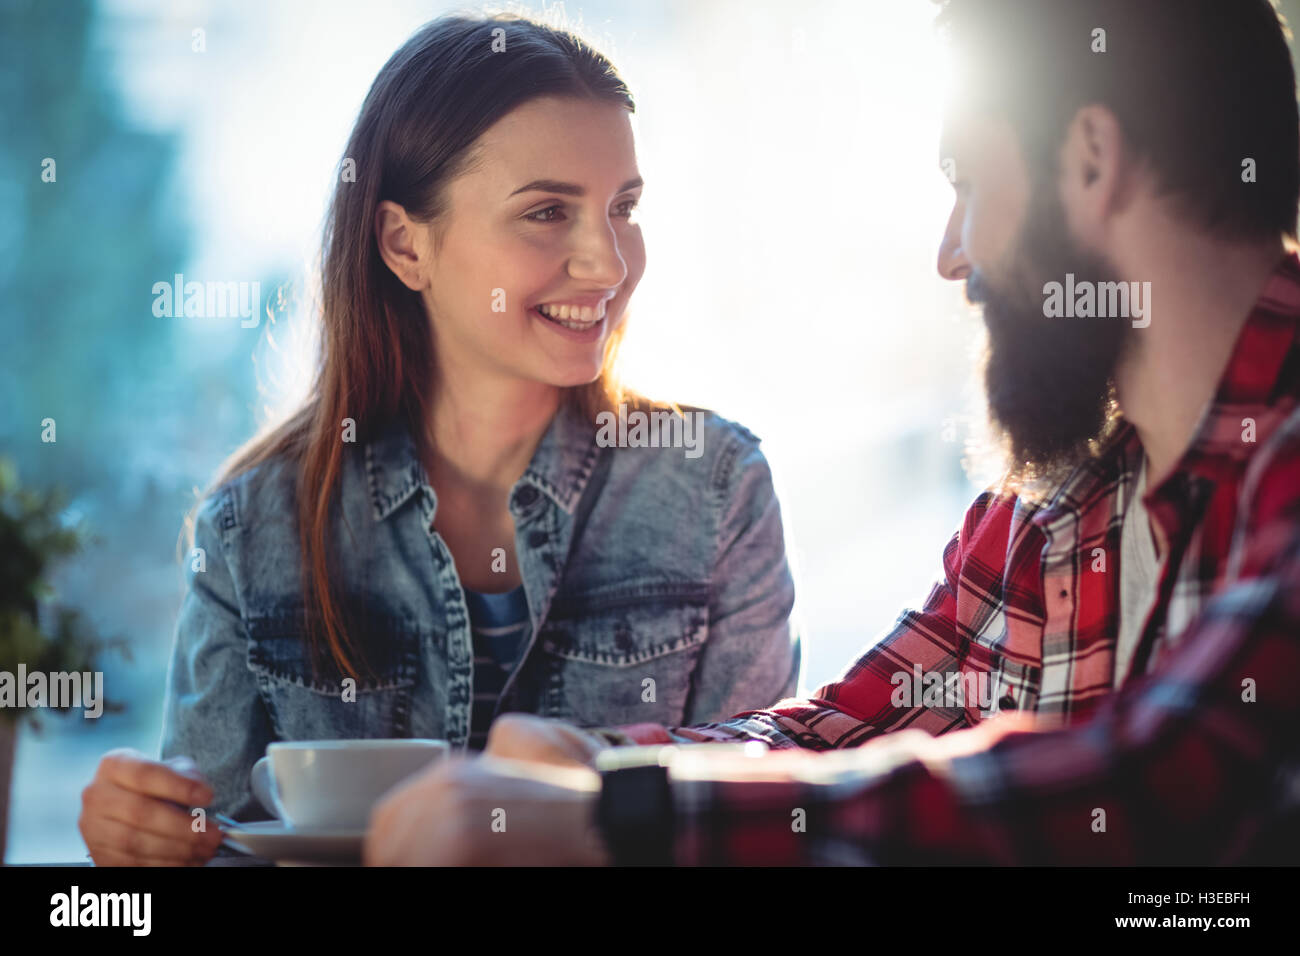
1058,104,1133,246
375,200,428,292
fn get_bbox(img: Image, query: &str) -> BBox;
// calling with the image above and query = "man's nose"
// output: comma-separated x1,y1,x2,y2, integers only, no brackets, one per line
937,208,971,282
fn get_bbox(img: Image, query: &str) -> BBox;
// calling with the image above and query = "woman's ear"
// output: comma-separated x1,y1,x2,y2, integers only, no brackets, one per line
374,200,428,291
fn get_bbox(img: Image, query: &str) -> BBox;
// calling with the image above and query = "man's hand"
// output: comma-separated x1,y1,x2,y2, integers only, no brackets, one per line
484,713,609,768
363,754,612,866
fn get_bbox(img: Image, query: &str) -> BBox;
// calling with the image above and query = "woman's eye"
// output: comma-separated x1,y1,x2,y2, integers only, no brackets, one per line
525,205,565,223
524,199,639,223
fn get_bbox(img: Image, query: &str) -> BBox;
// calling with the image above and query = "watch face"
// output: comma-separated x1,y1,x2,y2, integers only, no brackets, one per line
596,742,761,773
595,744,676,772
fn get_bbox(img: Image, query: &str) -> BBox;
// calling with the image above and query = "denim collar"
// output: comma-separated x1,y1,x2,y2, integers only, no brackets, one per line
364,402,601,522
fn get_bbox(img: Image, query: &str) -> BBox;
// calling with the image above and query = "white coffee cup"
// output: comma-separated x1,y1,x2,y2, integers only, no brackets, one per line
250,738,449,830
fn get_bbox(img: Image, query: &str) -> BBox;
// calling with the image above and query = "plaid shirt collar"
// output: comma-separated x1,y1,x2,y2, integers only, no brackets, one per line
1029,251,1300,540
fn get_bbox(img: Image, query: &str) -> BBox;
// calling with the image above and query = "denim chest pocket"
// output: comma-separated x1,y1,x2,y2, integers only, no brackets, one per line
245,604,421,740
532,589,710,728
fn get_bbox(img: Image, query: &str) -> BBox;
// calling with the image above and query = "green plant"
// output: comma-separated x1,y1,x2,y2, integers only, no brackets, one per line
0,458,127,729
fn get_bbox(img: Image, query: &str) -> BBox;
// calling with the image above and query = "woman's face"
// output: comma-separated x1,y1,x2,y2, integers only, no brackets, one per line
395,95,646,392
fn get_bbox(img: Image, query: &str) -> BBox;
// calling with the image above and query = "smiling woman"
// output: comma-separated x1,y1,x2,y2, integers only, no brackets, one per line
76,11,802,866
376,93,647,393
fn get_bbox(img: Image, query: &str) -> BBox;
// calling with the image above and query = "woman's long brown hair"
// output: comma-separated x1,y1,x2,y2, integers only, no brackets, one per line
190,14,637,680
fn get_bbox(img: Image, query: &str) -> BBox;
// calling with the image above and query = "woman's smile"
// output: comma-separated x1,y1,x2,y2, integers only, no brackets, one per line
529,293,614,341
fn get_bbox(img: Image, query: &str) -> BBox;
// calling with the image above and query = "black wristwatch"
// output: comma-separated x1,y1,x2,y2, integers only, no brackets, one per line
596,761,674,866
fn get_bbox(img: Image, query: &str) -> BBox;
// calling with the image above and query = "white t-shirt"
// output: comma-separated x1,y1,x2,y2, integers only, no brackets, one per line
1115,457,1162,685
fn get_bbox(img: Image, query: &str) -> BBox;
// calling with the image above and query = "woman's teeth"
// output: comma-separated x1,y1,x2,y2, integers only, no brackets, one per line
536,302,606,329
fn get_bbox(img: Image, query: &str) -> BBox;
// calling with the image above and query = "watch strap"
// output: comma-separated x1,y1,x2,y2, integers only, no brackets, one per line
596,763,674,866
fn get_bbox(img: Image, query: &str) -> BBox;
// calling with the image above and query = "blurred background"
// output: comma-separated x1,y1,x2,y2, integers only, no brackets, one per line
5,0,1296,862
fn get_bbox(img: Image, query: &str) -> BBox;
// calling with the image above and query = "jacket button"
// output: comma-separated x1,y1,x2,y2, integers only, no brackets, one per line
527,530,548,548
999,694,1018,711
512,486,539,509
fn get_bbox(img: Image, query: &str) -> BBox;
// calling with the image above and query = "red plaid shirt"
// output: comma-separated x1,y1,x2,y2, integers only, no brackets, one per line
602,253,1300,865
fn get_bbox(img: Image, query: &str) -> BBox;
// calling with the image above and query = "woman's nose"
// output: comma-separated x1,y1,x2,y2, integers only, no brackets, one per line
569,221,628,287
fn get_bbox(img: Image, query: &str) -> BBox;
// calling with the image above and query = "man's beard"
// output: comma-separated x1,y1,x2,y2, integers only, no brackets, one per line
967,183,1129,491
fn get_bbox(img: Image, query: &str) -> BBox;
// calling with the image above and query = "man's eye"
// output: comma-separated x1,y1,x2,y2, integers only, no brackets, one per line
613,198,639,218
525,205,565,223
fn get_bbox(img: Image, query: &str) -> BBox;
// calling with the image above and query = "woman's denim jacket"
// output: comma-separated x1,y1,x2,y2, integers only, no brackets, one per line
159,405,802,817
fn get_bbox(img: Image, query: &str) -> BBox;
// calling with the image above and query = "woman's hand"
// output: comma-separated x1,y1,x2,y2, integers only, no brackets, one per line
484,713,608,768
79,749,226,866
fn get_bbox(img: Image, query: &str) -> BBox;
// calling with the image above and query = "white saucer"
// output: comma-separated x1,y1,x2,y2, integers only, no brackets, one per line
222,821,367,866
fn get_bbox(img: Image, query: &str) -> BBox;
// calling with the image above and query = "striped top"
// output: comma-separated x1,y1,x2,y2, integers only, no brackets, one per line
464,585,530,750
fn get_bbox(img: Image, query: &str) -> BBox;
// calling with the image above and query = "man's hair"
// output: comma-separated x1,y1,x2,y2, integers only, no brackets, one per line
935,0,1300,239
